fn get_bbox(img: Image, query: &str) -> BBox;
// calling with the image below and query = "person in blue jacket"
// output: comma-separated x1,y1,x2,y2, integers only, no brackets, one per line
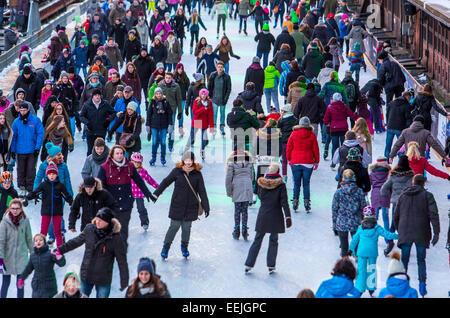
349,206,398,296
108,85,141,144
33,142,73,245
378,251,418,298
10,102,45,194
51,48,76,81
196,45,220,81
72,40,88,79
315,256,360,298
278,60,291,100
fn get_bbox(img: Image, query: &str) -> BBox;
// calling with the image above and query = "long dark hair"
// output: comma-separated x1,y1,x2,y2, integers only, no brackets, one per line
0,112,12,136
127,275,167,298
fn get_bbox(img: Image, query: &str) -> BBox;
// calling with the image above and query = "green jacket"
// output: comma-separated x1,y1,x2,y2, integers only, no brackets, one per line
290,10,299,24
158,80,182,115
264,65,281,89
148,82,159,105
0,213,33,275
290,30,309,59
319,80,350,107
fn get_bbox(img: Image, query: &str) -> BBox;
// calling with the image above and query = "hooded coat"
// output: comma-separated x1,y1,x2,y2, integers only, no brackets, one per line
286,125,320,164
273,48,293,74
255,175,291,233
237,90,264,114
332,181,366,232
225,153,254,203
411,91,447,131
273,29,296,58
345,25,368,53
69,178,120,231
0,212,33,275
105,43,124,71
386,96,412,131
311,24,329,47
244,63,265,96
254,31,275,54
286,81,306,107
263,64,280,89
192,97,214,130
323,100,359,133
58,218,129,289
378,273,419,298
154,163,210,221
20,244,66,298
369,163,391,208
301,48,324,79
13,72,42,110
394,185,440,248
315,274,361,298
380,168,415,205
294,88,326,124
81,146,110,180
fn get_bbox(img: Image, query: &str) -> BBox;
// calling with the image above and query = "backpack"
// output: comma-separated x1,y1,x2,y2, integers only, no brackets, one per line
345,82,357,104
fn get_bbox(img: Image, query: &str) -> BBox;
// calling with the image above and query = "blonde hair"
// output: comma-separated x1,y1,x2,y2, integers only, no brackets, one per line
64,276,80,291
343,169,355,179
406,141,421,161
352,118,372,145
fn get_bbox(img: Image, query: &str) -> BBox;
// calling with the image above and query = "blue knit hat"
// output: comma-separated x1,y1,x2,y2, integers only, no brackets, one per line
137,257,155,274
45,142,62,158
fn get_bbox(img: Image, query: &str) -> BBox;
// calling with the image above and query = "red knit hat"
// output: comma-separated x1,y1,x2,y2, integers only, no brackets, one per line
46,163,58,176
327,13,335,19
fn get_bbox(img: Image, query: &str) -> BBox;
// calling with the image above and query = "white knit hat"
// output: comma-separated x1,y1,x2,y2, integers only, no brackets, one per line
388,251,405,276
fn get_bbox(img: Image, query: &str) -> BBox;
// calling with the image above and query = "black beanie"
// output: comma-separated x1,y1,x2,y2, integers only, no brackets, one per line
413,115,425,124
96,207,114,224
397,155,411,170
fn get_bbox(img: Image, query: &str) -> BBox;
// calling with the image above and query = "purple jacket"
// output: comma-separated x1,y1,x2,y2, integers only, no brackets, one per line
70,74,84,98
369,163,391,208
154,22,172,42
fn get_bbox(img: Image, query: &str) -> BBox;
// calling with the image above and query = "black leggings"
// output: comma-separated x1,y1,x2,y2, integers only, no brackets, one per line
255,18,263,34
190,30,199,47
217,14,226,34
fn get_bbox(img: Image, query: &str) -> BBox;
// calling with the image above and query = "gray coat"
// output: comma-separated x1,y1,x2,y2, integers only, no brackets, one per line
380,169,415,205
0,213,33,275
164,38,181,64
81,145,109,180
345,25,368,53
389,121,446,159
225,161,254,203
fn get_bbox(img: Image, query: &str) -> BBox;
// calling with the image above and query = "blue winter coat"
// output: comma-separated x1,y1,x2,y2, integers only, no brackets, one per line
278,61,291,95
339,21,349,39
197,52,220,76
33,161,73,197
349,222,398,258
378,274,418,298
52,53,76,79
73,46,88,68
315,274,361,298
11,114,45,155
108,97,141,134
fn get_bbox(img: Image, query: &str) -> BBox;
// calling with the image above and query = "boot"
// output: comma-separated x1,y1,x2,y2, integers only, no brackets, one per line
323,150,329,160
419,282,427,297
384,240,394,257
161,245,170,259
232,226,240,240
179,126,184,137
220,124,225,136
243,29,248,36
161,155,166,166
304,199,311,213
181,242,190,258
292,199,299,212
242,225,249,241
268,267,276,274
368,290,375,297
149,156,157,166
190,46,193,54
201,150,205,161
168,139,174,152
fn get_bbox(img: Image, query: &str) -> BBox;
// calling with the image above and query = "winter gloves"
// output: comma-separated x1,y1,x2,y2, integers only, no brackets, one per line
51,248,63,260
204,210,209,218
431,234,439,246
285,217,292,228
34,150,40,158
0,258,5,274
17,279,24,289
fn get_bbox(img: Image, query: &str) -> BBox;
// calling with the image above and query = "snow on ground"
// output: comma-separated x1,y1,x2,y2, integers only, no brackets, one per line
4,6,450,298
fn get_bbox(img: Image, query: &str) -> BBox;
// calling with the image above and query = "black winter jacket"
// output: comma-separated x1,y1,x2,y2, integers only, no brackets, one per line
237,90,264,114
147,97,173,129
411,92,447,131
394,185,440,248
109,23,128,50
21,244,66,298
185,82,205,115
80,99,116,136
294,89,326,124
149,44,168,65
51,82,79,117
360,79,383,106
226,106,260,131
123,38,142,63
26,178,73,216
244,63,265,96
386,96,412,131
125,276,171,298
255,175,291,233
273,30,296,58
284,69,305,96
311,24,329,47
69,182,120,232
87,41,102,65
254,32,275,54
13,73,42,110
277,115,298,144
58,219,129,289
377,57,406,90
154,165,210,222
338,160,371,193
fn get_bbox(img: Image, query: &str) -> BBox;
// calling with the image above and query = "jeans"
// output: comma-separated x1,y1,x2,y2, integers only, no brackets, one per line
281,143,288,176
263,87,279,112
384,129,402,158
369,103,383,131
226,3,234,16
187,127,208,150
350,63,361,82
239,15,247,33
135,197,149,226
273,12,283,27
69,116,76,137
254,18,263,34
331,135,345,160
234,202,249,227
217,14,226,34
0,7,4,29
224,61,229,74
151,128,168,157
166,63,177,72
400,243,427,282
190,30,199,48
245,232,278,268
256,51,269,69
80,280,111,298
163,219,193,247
291,164,313,200
180,101,185,126
213,103,226,128
1,274,24,298
376,206,392,243
192,0,201,13
168,3,178,13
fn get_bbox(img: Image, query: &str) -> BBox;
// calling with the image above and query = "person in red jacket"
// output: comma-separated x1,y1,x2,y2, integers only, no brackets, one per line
286,116,320,213
406,141,450,181
323,92,359,164
185,89,215,160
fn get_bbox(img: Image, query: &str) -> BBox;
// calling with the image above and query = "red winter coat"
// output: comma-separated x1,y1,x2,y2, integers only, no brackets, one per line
192,98,214,130
408,156,449,180
286,126,320,164
323,101,359,133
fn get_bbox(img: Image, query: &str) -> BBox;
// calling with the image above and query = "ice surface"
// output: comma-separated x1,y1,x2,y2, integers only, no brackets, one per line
5,7,450,298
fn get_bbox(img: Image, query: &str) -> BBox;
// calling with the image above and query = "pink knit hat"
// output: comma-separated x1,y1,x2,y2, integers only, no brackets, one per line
199,89,209,96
